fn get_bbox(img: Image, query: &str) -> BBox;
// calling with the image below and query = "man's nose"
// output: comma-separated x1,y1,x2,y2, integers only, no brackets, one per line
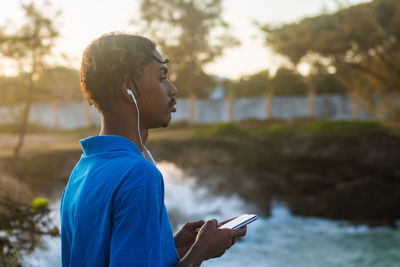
168,81,178,96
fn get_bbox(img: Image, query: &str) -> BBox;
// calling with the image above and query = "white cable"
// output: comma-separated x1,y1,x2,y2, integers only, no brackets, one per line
128,89,156,165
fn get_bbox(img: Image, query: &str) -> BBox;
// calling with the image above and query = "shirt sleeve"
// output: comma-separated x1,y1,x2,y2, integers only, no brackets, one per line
109,168,163,267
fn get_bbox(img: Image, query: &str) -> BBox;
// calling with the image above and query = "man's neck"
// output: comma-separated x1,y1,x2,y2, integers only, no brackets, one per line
99,111,148,152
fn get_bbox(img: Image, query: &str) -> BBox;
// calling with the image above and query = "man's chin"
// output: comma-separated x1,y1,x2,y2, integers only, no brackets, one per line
161,118,172,128
150,116,171,129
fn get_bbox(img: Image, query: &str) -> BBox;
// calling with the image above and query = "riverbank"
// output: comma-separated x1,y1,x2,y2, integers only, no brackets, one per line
148,131,400,225
0,120,399,225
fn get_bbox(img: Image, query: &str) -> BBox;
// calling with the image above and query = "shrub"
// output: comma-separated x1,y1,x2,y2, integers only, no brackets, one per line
303,120,385,136
255,123,297,136
255,120,386,137
205,122,249,137
0,176,58,266
30,198,49,212
0,197,59,266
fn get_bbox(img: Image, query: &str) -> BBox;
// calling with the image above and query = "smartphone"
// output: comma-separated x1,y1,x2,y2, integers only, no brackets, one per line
218,214,258,229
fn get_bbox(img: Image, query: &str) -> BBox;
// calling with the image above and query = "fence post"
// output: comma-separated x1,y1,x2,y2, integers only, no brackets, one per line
189,93,196,124
266,91,273,119
227,92,234,122
308,86,315,118
375,103,385,121
351,92,359,120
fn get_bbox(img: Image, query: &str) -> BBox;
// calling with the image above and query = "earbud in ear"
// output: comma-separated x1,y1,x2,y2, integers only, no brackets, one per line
126,88,137,104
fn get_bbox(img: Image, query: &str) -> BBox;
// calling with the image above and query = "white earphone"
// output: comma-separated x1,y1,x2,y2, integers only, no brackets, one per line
126,88,137,104
126,88,156,165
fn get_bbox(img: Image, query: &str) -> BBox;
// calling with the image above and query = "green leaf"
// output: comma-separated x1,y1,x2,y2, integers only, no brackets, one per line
30,197,49,212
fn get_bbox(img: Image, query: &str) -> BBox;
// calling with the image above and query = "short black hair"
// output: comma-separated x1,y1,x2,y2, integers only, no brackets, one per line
80,33,156,111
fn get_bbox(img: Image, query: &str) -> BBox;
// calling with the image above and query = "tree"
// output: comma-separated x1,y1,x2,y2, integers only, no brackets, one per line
0,76,30,126
308,72,346,94
0,1,61,163
137,0,238,98
36,66,81,103
260,0,400,119
0,197,59,266
270,67,307,95
223,70,270,97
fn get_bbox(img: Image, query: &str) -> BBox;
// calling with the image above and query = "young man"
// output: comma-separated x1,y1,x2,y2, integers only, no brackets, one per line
60,33,246,266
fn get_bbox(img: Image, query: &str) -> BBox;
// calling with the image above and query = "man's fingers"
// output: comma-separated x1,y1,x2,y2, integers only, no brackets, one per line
231,225,247,237
207,219,218,226
232,237,237,245
185,220,205,230
226,237,237,249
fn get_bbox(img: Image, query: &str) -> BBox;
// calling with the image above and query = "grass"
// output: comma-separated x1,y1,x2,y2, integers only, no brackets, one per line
0,120,398,158
255,120,393,137
204,122,249,137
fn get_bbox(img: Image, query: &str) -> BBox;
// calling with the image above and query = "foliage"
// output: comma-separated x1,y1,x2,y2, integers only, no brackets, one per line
0,67,80,105
270,67,307,95
308,72,346,94
205,122,248,137
137,0,238,98
0,1,60,75
260,0,400,119
35,66,81,102
0,1,61,162
0,197,59,266
303,120,385,135
30,198,49,212
0,76,29,106
256,120,386,137
223,70,270,97
224,67,344,97
256,123,297,136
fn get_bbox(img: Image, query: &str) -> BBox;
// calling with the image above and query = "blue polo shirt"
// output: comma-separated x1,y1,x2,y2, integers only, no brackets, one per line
60,135,178,266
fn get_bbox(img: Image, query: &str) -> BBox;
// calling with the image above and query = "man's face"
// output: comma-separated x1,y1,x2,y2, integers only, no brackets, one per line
136,49,177,128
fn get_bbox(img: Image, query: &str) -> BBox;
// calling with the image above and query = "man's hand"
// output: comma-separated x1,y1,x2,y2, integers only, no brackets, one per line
195,219,247,261
174,220,205,259
177,219,247,267
217,216,239,246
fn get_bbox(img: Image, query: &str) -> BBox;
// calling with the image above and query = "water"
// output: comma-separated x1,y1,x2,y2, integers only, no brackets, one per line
23,162,400,267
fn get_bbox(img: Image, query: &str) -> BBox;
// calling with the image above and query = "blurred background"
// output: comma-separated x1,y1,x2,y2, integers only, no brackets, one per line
0,0,399,266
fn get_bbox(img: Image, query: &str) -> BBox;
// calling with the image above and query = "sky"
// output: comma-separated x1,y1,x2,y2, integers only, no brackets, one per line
0,0,371,79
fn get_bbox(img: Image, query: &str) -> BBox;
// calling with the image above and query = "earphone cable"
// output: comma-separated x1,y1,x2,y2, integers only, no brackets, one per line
132,98,156,165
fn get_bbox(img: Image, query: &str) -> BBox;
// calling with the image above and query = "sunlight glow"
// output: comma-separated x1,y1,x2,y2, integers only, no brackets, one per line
0,0,371,79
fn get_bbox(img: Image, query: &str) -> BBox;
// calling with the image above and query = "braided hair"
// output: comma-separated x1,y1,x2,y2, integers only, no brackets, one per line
80,33,156,111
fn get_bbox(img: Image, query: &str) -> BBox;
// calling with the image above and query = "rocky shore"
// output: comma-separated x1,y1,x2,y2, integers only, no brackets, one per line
1,130,399,226
148,132,400,226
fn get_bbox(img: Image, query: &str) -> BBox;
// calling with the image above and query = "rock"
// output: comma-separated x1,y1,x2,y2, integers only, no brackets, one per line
148,132,400,225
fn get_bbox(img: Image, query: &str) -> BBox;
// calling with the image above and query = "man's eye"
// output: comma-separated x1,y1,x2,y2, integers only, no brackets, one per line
160,76,167,82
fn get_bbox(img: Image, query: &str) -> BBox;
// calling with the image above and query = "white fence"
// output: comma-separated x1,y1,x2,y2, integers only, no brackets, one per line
0,94,374,129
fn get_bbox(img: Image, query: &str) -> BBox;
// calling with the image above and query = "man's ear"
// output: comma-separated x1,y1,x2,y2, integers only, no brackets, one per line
121,75,136,104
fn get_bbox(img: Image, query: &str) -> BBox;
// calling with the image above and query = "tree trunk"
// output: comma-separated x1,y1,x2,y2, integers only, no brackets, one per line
13,75,34,167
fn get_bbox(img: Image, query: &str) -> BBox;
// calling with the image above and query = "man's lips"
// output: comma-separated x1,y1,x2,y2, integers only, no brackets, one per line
169,98,177,112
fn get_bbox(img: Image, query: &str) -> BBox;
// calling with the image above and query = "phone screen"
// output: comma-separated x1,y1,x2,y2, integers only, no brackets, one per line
219,214,258,229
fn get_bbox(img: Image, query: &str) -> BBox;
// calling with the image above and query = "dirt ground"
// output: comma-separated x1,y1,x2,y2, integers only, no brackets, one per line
0,134,80,157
